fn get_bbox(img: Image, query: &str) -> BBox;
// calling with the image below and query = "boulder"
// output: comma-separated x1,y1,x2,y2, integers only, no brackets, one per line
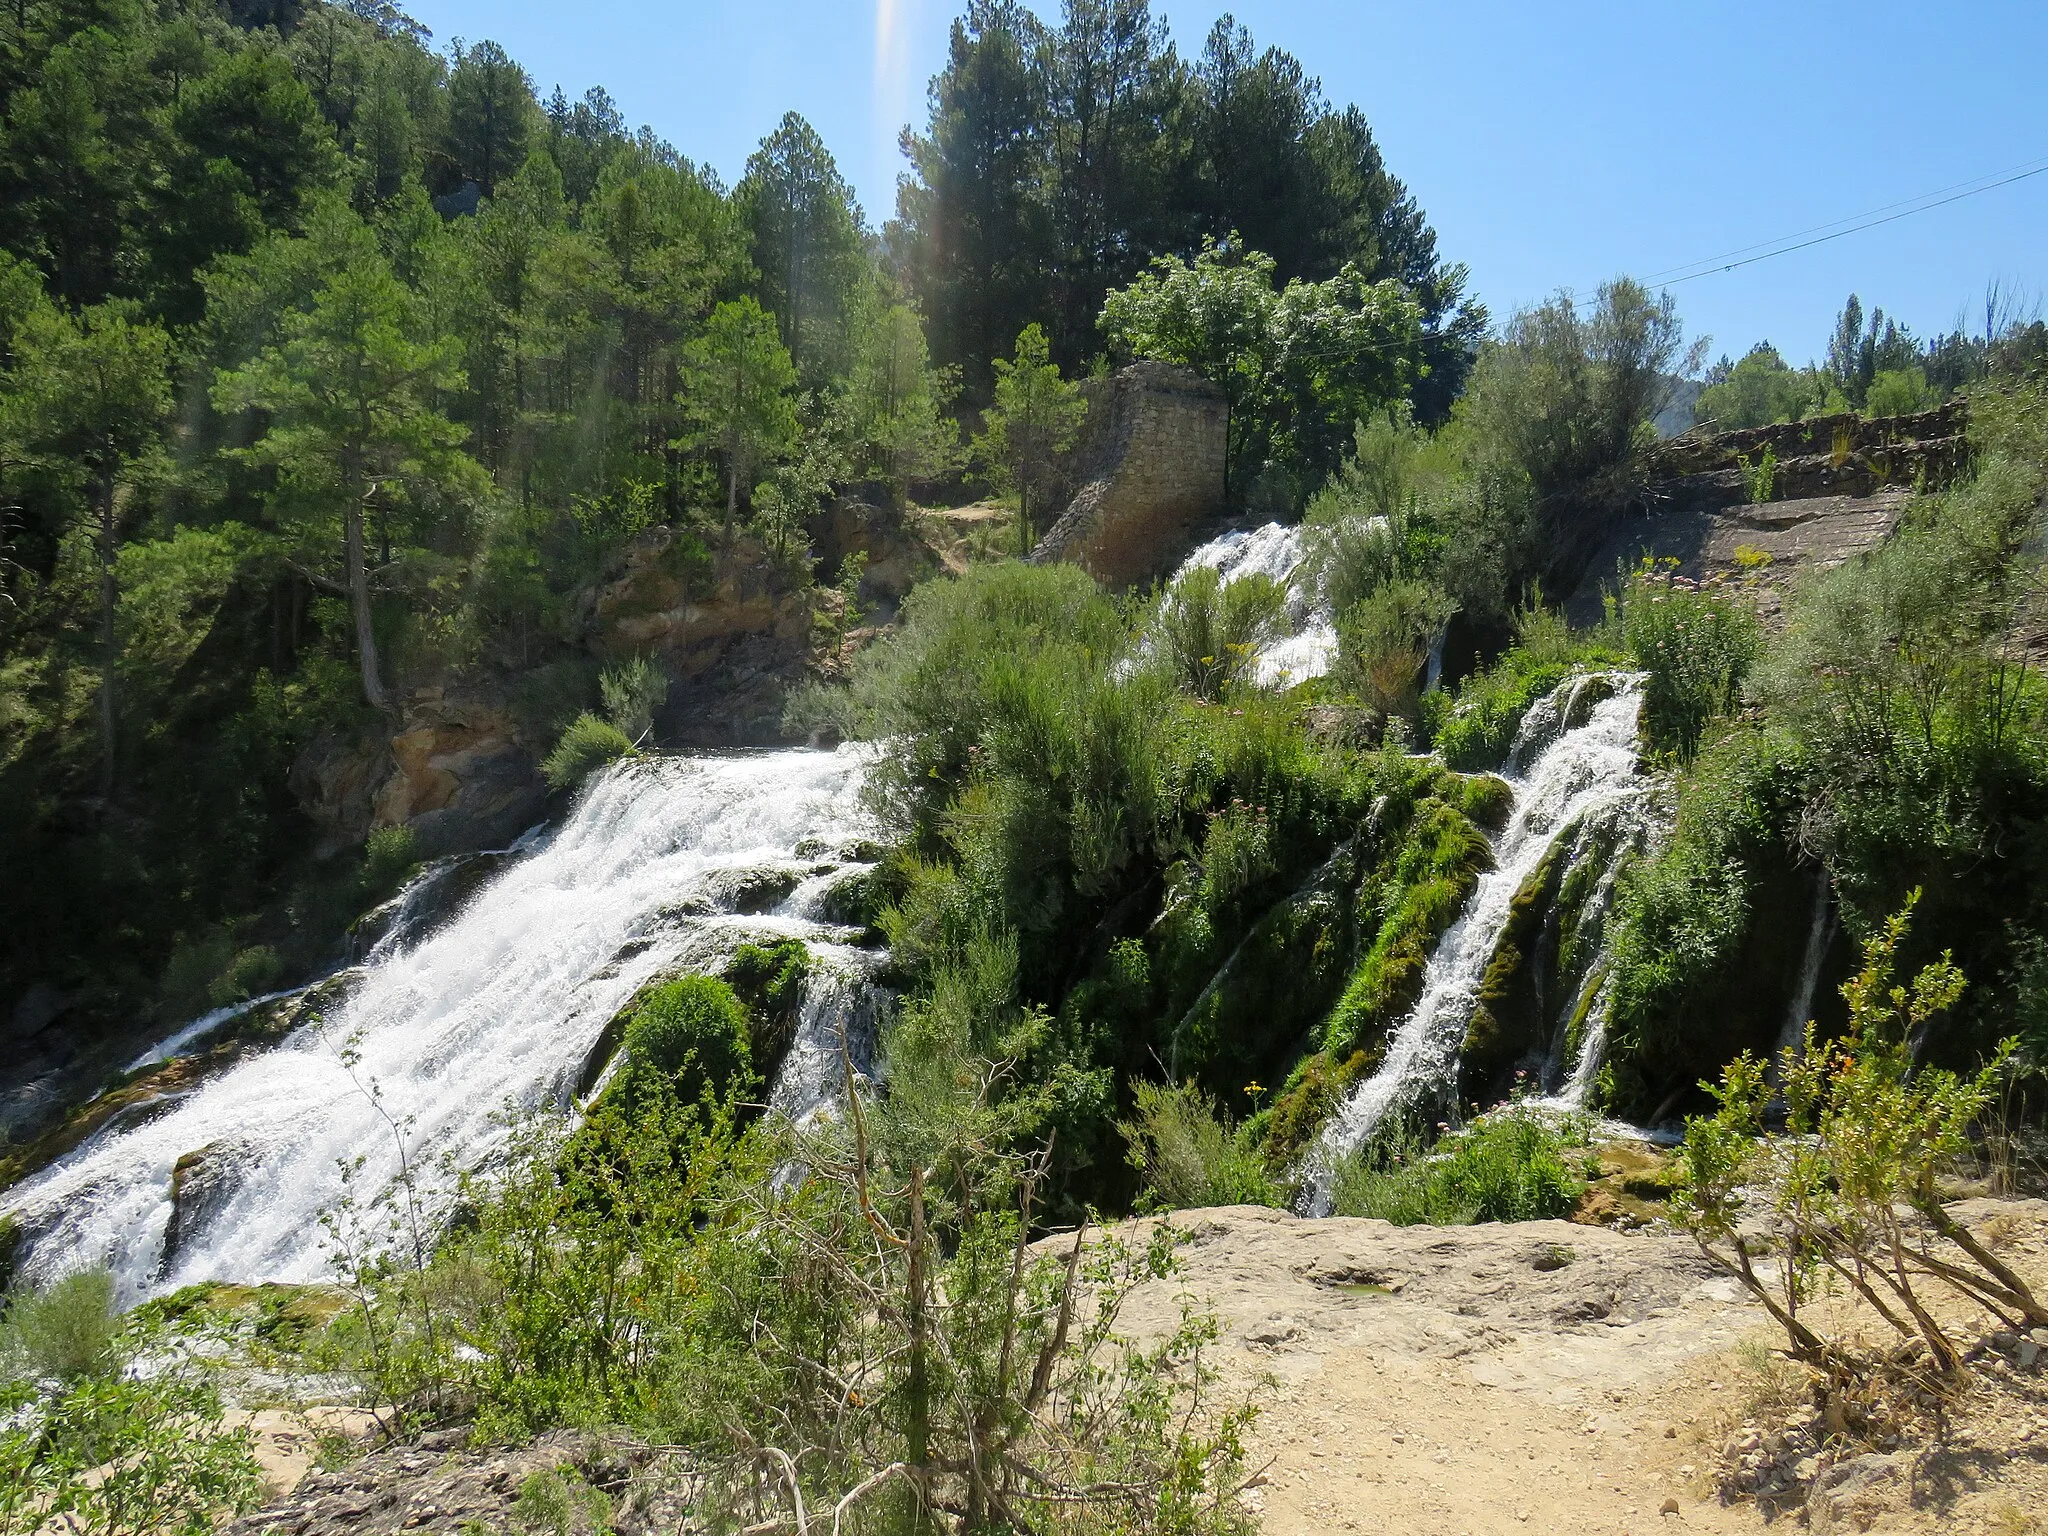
162,1138,252,1272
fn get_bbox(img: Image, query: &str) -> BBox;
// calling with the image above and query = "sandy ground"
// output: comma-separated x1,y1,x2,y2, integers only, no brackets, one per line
1109,1202,2048,1536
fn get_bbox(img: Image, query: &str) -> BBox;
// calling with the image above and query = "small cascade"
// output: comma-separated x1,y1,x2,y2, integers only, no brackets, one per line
768,956,892,1130
1173,522,1337,686
1775,876,1836,1064
4,747,880,1300
1300,673,1649,1212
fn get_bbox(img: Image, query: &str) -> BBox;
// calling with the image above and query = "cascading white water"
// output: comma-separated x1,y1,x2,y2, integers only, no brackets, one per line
1300,674,1648,1211
1175,522,1337,687
1775,877,1835,1063
4,747,880,1301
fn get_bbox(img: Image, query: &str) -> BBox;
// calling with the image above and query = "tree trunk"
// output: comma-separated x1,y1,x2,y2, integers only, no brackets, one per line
96,473,117,799
724,462,739,546
346,496,387,710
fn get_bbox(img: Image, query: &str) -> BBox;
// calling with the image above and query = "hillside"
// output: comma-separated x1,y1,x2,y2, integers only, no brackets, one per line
2,2,2046,1534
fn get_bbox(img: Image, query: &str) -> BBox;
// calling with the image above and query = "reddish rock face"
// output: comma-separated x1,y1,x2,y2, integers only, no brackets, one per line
1033,362,1228,589
589,527,810,678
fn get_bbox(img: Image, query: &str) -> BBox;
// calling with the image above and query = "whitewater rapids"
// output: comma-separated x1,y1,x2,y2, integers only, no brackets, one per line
4,747,881,1300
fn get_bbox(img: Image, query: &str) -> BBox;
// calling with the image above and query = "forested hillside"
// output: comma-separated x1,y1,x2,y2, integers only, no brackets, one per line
0,0,1478,1051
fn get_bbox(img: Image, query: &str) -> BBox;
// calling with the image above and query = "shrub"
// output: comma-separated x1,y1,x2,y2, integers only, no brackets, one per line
1120,1080,1282,1210
620,976,755,1107
1152,562,1288,700
1334,578,1457,718
363,824,419,894
208,945,281,1007
724,940,811,1022
541,713,634,792
1673,894,2046,1382
1423,605,1621,770
0,1269,262,1535
1329,1110,1585,1225
1618,561,1762,760
0,1267,120,1383
597,654,669,746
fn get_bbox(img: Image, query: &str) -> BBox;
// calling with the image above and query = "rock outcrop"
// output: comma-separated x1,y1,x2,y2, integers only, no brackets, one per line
1032,361,1228,588
1564,402,1972,624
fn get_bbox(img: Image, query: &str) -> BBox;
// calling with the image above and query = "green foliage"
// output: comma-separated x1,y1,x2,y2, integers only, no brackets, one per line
1329,1109,1586,1226
540,713,634,792
1673,895,2045,1375
1334,577,1457,718
513,1468,610,1536
617,976,755,1108
363,824,419,896
1423,607,1622,770
972,323,1086,549
1120,1080,1282,1210
1696,344,1818,431
1151,562,1288,700
1617,562,1763,761
596,654,667,746
329,1038,1256,1534
725,939,812,1023
1736,444,1778,505
0,1270,262,1536
678,296,801,540
0,1268,120,1384
1099,236,1423,497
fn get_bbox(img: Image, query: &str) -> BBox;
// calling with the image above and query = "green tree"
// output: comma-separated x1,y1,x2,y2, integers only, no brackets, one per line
679,296,799,543
848,299,961,501
1098,236,1420,496
1694,343,1813,431
444,39,533,197
214,232,481,709
973,322,1085,550
737,113,865,384
11,300,171,795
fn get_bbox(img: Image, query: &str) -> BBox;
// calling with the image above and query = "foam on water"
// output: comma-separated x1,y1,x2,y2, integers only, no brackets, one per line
5,747,880,1300
1299,675,1648,1212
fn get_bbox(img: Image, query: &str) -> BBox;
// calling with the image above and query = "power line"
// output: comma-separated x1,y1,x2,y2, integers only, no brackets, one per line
1654,159,2048,287
1635,154,2048,285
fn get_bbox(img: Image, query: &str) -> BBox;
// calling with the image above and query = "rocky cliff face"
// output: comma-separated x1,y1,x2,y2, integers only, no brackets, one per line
1032,362,1228,588
1563,403,1971,623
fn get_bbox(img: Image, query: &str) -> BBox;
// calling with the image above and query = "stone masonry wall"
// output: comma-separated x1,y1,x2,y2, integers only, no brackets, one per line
1032,361,1227,588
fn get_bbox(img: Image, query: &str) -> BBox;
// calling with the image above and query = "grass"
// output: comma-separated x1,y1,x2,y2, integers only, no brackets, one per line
1328,1108,1587,1225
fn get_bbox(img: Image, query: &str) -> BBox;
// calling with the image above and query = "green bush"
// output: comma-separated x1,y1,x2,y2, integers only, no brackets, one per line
724,940,811,1022
1,1269,262,1534
1618,562,1762,761
541,713,635,792
620,976,755,1107
597,655,669,746
1334,577,1456,718
1423,606,1621,771
1151,562,1288,700
1120,1080,1283,1211
1329,1110,1585,1225
0,1267,120,1383
363,825,419,896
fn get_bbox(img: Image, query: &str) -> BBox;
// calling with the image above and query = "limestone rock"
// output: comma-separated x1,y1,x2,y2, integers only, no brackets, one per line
589,527,809,678
1033,362,1228,589
163,1137,252,1271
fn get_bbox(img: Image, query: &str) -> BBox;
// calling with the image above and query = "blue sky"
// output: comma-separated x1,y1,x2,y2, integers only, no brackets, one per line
404,0,2048,367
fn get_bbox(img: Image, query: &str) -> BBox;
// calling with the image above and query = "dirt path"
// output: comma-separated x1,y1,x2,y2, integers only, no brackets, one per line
1111,1203,2048,1536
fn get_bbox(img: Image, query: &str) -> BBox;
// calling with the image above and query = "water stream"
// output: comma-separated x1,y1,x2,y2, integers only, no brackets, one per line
1300,675,1649,1212
5,748,882,1300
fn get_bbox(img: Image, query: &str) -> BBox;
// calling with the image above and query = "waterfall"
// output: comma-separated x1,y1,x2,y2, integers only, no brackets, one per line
1775,876,1835,1062
4,747,880,1301
1300,674,1648,1212
1175,522,1337,687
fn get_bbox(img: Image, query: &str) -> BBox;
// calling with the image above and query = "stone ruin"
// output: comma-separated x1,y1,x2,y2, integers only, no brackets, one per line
1031,361,1229,588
